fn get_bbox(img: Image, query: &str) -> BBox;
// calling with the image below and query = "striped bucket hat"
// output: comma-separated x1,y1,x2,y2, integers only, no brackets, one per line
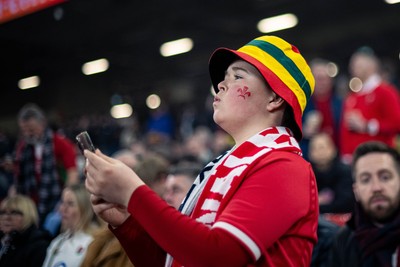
209,35,315,141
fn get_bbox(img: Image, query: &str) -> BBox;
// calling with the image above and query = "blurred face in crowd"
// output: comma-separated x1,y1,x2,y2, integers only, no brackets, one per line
0,208,24,234
308,133,336,168
349,53,377,82
164,174,194,210
353,152,400,224
311,63,333,99
59,188,81,232
18,118,45,145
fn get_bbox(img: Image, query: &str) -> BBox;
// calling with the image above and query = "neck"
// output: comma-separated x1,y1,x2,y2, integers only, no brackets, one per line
232,125,274,145
229,117,283,145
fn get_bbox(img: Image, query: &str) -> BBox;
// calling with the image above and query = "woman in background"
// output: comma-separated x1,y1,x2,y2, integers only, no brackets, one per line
42,183,100,267
0,194,52,267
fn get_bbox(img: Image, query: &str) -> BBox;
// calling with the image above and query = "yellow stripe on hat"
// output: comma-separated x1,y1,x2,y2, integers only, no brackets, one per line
237,36,314,112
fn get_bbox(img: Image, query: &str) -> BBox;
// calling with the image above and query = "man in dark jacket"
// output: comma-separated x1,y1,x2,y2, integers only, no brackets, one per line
330,141,400,267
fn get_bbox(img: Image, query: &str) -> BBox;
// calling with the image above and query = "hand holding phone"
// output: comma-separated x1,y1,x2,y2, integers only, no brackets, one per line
76,131,96,155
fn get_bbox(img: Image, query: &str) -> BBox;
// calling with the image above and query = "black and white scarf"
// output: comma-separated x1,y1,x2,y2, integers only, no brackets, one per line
14,128,62,223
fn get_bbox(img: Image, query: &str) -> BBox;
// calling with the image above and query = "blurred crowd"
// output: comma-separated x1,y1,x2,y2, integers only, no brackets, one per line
0,45,400,267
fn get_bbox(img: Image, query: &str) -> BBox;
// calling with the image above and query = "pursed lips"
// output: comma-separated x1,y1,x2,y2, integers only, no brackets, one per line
213,96,221,105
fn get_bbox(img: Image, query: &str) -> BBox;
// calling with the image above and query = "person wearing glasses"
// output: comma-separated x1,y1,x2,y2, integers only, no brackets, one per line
0,194,52,267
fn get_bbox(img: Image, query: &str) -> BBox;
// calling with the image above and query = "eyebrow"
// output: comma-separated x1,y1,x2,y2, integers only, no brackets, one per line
224,66,249,76
231,66,249,73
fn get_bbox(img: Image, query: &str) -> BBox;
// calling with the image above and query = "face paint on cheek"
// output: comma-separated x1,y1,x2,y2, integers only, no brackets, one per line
237,86,251,99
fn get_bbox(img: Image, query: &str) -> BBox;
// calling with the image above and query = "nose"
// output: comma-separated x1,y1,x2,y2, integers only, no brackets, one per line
163,192,173,205
217,80,226,93
370,178,383,192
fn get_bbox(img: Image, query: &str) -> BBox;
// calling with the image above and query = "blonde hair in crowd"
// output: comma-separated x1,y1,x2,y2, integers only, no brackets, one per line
62,183,99,234
1,194,39,230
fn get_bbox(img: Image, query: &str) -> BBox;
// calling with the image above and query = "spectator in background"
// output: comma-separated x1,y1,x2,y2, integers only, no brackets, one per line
0,129,13,202
0,194,52,267
340,47,400,164
309,132,354,215
211,129,234,158
112,149,140,171
183,126,214,165
164,161,202,210
42,184,100,267
311,215,340,267
146,104,174,146
330,141,400,266
301,58,343,160
133,153,170,196
12,103,79,225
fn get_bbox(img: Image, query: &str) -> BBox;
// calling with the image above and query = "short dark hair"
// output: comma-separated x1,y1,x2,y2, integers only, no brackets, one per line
281,104,300,140
352,141,400,179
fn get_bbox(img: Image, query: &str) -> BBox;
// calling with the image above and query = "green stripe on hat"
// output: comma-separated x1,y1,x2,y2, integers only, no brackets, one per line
246,39,312,101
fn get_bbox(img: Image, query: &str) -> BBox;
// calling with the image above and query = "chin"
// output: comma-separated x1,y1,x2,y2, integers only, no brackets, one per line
369,206,398,223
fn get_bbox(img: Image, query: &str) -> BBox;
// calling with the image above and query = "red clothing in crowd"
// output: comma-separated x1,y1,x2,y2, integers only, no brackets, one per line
52,133,77,180
340,81,400,161
112,150,318,267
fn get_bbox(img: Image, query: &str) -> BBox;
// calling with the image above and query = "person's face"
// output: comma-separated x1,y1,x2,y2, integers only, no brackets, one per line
59,189,81,232
309,134,336,167
349,54,374,81
18,118,45,144
353,152,400,223
0,208,24,234
213,60,272,132
311,64,333,98
163,174,193,209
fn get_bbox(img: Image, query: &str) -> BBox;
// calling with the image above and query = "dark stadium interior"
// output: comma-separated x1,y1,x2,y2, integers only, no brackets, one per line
1,0,400,135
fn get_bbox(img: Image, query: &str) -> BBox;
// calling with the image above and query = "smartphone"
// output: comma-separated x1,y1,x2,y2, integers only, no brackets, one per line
76,131,96,155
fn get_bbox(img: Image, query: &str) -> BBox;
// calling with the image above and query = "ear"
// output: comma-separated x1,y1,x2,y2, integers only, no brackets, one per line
266,92,285,112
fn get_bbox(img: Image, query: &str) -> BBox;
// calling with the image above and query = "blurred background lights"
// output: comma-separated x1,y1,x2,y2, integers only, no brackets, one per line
327,62,339,77
257,13,298,33
110,103,133,119
18,76,40,90
385,0,400,4
160,38,193,57
146,94,161,109
349,77,363,92
82,58,109,75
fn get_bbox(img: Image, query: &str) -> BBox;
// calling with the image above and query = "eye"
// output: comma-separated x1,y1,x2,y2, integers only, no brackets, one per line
359,175,370,185
234,74,243,80
379,172,392,182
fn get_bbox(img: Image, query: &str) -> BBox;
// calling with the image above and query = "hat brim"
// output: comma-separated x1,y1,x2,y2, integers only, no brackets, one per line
209,48,240,93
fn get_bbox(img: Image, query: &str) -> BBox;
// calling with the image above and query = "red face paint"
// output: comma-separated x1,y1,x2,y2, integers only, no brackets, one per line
237,86,251,99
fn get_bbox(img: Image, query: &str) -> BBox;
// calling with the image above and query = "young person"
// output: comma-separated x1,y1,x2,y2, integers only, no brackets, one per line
84,35,319,266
